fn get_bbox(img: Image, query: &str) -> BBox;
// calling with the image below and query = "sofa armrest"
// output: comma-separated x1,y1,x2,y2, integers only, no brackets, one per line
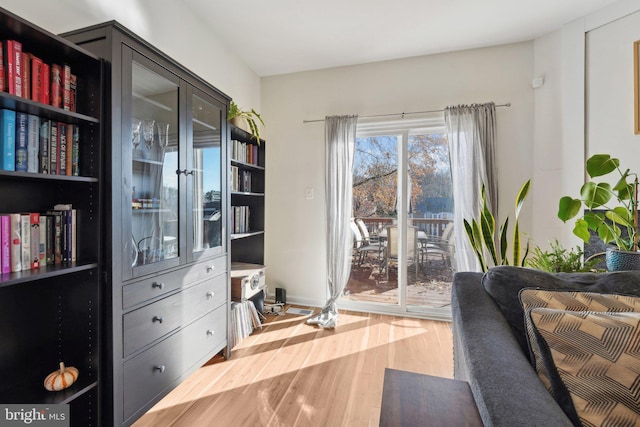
451,272,572,427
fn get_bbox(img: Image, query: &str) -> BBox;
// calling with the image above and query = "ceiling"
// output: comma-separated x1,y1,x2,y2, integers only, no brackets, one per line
183,0,619,76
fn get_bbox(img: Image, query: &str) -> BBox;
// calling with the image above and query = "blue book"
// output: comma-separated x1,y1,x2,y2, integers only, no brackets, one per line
0,109,16,171
15,112,28,172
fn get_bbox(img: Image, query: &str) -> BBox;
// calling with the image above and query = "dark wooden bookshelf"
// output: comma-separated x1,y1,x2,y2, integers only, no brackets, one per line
0,7,103,427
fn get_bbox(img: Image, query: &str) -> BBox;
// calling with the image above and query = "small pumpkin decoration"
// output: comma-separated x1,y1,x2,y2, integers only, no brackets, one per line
44,362,79,391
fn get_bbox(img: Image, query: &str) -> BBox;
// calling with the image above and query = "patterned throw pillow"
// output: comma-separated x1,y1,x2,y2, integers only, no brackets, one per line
519,290,640,394
528,308,640,427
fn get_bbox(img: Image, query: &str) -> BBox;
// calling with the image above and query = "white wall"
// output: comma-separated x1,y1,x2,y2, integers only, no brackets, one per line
261,43,535,306
586,10,640,164
0,0,261,108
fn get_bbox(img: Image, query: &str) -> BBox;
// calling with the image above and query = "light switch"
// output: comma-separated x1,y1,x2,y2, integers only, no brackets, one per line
305,187,314,200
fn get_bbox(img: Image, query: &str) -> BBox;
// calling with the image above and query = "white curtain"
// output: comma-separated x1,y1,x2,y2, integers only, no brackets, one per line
307,115,358,328
445,103,497,272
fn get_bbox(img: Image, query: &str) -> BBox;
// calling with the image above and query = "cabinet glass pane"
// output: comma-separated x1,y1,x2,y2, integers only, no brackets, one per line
130,62,179,267
192,95,222,253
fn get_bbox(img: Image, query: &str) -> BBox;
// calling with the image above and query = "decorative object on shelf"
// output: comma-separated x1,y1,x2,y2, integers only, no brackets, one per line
132,117,142,153
44,362,79,391
157,122,170,149
228,101,264,143
463,180,531,272
557,153,639,271
142,119,155,151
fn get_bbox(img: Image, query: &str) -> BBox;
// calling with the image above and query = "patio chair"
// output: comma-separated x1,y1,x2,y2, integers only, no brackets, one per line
383,225,419,279
421,222,456,271
350,220,381,265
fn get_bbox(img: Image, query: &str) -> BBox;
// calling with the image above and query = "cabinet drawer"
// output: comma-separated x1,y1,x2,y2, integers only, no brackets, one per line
123,275,227,356
123,256,227,309
123,306,227,422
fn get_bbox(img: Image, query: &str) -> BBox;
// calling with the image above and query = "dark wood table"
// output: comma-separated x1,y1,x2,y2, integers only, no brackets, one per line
379,368,483,427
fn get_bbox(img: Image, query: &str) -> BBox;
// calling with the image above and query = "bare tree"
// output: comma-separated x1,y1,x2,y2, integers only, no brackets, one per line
352,134,450,218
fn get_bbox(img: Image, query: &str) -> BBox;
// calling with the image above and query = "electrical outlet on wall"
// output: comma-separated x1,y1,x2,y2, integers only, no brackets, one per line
305,187,314,200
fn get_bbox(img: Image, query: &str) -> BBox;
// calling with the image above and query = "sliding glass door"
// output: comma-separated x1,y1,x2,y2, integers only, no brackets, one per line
342,119,454,319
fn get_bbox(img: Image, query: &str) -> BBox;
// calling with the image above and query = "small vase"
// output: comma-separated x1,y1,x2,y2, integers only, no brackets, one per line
605,247,640,271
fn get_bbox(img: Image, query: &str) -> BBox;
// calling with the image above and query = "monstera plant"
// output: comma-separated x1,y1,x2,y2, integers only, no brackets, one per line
557,153,639,270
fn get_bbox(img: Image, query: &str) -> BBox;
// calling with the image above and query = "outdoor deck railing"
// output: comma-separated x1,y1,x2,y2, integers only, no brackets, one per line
358,217,452,239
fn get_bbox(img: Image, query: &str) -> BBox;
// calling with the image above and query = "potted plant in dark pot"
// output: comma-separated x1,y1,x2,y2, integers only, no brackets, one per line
557,153,640,271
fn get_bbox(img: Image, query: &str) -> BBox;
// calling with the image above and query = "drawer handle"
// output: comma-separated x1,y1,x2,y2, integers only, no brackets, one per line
152,282,165,290
153,365,166,373
152,316,164,324
207,330,214,336
206,265,215,273
206,292,214,299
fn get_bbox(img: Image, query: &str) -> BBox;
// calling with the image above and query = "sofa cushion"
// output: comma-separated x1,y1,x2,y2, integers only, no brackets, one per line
519,290,640,392
528,308,640,426
482,266,640,353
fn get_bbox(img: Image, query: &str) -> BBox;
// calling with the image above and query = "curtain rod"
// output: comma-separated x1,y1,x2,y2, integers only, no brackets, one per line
302,102,511,124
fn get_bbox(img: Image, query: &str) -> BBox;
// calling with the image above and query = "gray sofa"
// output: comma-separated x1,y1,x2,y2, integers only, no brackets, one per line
451,266,640,427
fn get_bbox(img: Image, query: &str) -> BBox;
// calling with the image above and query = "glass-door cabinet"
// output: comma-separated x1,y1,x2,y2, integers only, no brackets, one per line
121,48,226,279
188,89,226,262
122,48,184,280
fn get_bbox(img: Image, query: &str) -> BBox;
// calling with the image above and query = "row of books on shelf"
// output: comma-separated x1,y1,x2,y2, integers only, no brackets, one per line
229,300,261,349
0,109,80,175
0,204,77,274
231,206,250,234
1,39,78,111
230,139,259,166
230,166,253,193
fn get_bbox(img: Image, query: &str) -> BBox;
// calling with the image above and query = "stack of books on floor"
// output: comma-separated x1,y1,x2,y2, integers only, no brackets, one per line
229,300,261,349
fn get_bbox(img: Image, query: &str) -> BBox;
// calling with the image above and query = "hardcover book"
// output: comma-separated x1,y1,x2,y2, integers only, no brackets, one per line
39,120,50,173
62,64,71,111
58,122,67,176
44,214,54,264
39,215,46,267
29,212,40,269
65,124,73,175
14,112,28,172
49,121,58,174
21,52,30,100
8,213,21,272
30,55,43,102
0,43,4,92
50,64,61,108
20,214,30,271
0,215,9,274
27,114,39,173
0,109,16,171
13,40,22,97
3,40,15,95
71,125,79,176
41,63,50,104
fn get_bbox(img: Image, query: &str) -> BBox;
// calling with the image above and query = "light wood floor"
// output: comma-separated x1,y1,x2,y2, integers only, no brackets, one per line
133,308,453,427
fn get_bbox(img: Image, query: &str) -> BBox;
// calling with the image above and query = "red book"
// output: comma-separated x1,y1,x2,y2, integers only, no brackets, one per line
4,40,15,95
0,45,4,92
50,64,61,108
21,52,30,100
13,41,22,97
31,55,43,102
62,64,71,111
41,63,50,104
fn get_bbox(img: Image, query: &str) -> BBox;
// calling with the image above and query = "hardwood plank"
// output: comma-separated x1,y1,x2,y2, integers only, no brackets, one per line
133,308,453,427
